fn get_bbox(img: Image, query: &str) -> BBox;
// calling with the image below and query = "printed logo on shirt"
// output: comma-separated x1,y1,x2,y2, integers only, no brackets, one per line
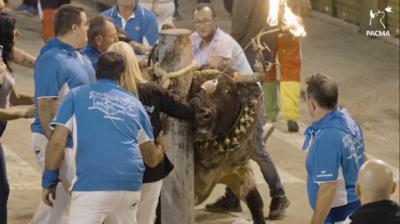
316,170,334,178
88,91,136,121
343,129,364,162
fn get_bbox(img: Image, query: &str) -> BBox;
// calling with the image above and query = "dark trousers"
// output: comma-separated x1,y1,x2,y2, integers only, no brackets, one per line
40,0,70,9
0,144,10,224
23,0,37,6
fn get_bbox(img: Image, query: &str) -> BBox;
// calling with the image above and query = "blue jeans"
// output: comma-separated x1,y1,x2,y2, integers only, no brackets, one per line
0,143,10,224
252,92,285,198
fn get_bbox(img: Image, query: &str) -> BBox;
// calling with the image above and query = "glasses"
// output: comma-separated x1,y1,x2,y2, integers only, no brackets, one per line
194,19,214,26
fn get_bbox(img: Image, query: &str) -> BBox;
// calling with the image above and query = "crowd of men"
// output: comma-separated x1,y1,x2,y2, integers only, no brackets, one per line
0,0,399,224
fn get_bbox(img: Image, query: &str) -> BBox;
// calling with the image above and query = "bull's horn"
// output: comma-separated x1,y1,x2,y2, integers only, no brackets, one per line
234,71,264,83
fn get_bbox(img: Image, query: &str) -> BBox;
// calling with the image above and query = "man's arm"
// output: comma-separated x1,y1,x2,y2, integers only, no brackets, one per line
42,125,69,207
208,56,230,71
38,98,58,138
11,47,36,68
311,182,337,224
139,141,165,168
0,107,32,120
10,88,34,106
143,13,159,46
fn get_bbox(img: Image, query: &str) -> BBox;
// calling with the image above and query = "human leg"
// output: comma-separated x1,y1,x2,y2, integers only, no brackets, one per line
264,61,279,122
104,191,141,224
252,94,290,219
0,144,10,224
137,180,163,224
276,35,301,132
30,133,69,224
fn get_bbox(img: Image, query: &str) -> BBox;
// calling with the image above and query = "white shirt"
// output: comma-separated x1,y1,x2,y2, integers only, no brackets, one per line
192,28,253,75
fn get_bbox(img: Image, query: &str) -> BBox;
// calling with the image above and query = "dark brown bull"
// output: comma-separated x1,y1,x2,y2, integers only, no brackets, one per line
189,70,265,224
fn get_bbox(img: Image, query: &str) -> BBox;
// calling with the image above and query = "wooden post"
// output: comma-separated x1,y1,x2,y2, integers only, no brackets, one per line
158,29,195,224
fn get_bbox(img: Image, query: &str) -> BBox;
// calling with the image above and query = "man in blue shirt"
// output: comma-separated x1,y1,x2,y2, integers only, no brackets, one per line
303,73,366,224
42,52,166,224
31,5,95,224
81,16,118,69
101,0,159,54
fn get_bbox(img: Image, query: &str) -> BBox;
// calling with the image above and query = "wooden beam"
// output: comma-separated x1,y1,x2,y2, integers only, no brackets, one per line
158,28,195,224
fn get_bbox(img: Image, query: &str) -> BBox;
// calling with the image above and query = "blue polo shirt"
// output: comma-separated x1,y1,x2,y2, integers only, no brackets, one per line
101,4,159,46
51,79,154,192
32,38,96,138
81,44,101,69
304,108,365,223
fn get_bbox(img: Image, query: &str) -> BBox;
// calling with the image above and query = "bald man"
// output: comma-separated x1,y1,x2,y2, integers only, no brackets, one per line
347,160,400,224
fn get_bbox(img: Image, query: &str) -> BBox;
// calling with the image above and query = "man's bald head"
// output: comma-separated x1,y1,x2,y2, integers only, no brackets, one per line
357,160,396,204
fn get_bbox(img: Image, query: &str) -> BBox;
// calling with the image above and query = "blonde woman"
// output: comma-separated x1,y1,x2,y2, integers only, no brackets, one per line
107,41,217,224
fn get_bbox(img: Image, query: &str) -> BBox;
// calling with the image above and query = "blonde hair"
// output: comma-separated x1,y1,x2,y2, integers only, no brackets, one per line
107,41,145,96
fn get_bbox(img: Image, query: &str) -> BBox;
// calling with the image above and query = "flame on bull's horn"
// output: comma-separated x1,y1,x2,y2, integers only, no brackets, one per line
283,4,306,37
267,0,306,37
267,0,281,26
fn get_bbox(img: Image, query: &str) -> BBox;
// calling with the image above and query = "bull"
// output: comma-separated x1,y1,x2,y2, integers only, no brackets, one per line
189,70,266,224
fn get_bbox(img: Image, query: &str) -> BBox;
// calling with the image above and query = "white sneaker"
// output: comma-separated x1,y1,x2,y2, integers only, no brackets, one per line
262,123,275,143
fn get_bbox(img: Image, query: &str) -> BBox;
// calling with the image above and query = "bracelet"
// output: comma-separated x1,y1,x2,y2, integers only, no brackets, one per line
42,169,60,189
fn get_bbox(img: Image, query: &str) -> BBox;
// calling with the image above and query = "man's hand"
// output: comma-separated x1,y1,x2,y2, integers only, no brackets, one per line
129,41,151,55
156,131,169,152
42,187,57,207
200,79,219,95
23,105,35,118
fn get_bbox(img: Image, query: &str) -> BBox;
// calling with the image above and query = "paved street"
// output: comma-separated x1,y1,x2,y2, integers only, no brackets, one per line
2,0,399,223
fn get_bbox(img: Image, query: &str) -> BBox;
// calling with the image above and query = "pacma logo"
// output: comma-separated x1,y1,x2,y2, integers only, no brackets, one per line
366,6,393,37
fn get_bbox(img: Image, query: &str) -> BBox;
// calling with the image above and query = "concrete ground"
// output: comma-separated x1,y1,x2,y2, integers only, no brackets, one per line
2,0,399,223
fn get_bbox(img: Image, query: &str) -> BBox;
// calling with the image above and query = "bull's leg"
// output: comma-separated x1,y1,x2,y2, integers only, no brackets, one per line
246,187,265,224
221,165,265,224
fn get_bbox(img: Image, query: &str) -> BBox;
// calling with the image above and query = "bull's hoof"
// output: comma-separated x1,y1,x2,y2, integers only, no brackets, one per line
268,196,290,220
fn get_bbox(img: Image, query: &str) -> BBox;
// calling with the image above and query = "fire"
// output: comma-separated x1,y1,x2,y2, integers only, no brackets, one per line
267,0,306,37
267,0,281,26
